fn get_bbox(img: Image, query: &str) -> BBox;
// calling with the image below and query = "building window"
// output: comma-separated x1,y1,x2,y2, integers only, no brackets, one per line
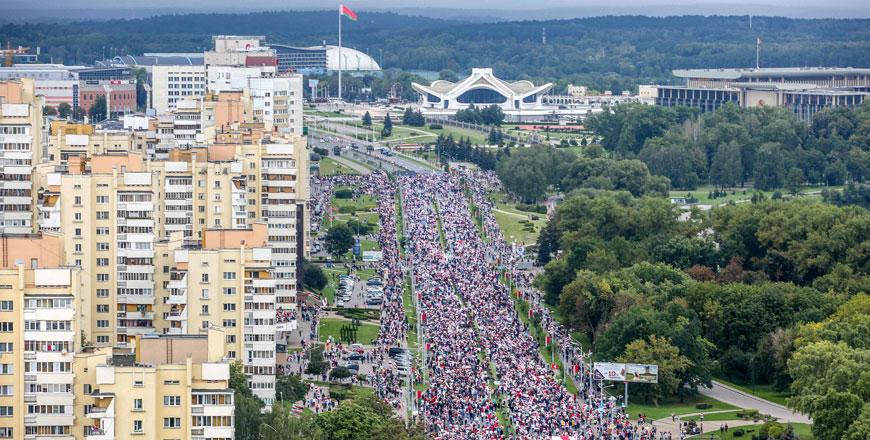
164,417,181,428
223,272,236,280
0,407,12,416
96,336,109,343
223,303,236,312
133,420,143,433
0,301,11,311
226,335,236,343
201,274,209,283
163,395,181,406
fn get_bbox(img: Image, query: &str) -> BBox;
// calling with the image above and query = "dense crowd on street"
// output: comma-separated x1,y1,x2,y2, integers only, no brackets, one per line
303,170,672,439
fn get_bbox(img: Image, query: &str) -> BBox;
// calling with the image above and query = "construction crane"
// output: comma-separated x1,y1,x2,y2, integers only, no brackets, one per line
2,41,32,67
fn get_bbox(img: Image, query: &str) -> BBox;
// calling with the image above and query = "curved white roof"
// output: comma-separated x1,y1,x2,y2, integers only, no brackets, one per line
412,68,552,99
323,46,380,71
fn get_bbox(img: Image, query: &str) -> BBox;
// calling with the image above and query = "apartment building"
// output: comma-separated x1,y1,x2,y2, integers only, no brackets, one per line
58,154,156,347
0,79,42,234
151,65,207,114
153,225,279,403
73,327,234,440
0,234,82,440
260,140,309,311
248,76,304,135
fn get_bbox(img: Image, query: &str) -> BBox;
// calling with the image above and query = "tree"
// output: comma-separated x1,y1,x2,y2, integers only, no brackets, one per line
618,335,690,406
89,95,107,122
487,127,503,145
230,360,264,440
362,111,372,126
71,106,85,121
43,105,57,116
330,366,353,380
709,140,742,188
275,374,309,403
57,102,72,119
133,67,148,110
810,391,864,440
438,69,459,82
638,131,705,190
314,401,384,440
260,411,324,440
785,167,805,195
302,259,328,290
381,114,393,137
324,224,355,257
236,394,265,440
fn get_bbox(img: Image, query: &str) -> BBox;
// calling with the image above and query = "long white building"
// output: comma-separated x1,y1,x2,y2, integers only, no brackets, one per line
412,68,553,113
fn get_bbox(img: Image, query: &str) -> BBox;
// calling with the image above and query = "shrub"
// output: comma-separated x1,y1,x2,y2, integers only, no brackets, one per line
334,188,354,199
429,123,443,129
338,205,357,214
329,386,349,401
516,203,547,214
695,403,713,410
330,366,353,380
733,429,744,437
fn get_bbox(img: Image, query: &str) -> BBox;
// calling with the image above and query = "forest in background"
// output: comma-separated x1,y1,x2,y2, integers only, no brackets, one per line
2,13,869,92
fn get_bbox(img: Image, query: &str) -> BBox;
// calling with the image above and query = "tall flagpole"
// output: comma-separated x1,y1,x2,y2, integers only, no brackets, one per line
338,4,343,102
756,37,760,69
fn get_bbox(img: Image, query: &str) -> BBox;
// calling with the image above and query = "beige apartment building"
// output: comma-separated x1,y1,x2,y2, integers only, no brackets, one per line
0,79,43,234
73,327,234,440
0,234,83,440
153,225,279,402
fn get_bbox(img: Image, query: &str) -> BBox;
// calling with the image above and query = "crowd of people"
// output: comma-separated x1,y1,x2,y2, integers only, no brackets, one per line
402,171,668,439
303,169,672,439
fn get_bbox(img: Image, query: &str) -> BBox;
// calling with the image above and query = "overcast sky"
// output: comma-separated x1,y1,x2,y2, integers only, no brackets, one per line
5,0,869,19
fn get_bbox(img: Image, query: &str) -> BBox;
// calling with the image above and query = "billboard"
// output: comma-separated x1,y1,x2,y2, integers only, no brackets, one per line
593,362,658,383
593,362,625,381
625,363,659,384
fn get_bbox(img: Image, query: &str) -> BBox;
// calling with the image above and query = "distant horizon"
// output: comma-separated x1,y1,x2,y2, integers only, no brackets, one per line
3,3,870,22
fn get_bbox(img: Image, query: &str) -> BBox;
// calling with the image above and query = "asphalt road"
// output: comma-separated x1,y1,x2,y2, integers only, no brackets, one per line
699,381,811,424
309,127,436,174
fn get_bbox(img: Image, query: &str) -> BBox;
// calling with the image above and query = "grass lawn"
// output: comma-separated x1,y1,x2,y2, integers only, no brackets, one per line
356,268,380,282
487,193,548,245
318,268,348,305
318,317,380,345
715,378,791,407
668,184,841,207
403,277,418,351
332,192,377,212
318,157,358,176
627,395,738,420
687,423,813,440
682,410,758,422
418,124,488,145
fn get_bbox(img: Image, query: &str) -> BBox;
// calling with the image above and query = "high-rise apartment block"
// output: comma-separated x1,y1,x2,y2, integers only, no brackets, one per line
0,34,307,421
0,79,42,234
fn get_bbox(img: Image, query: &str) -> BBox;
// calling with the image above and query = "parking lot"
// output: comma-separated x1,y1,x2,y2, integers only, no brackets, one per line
333,272,385,310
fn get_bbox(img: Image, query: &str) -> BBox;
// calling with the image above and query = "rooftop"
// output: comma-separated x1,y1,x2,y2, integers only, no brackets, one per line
673,67,870,80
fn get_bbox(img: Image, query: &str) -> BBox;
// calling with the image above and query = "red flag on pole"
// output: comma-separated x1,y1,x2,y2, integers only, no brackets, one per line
546,335,551,346
528,308,533,319
339,4,358,21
